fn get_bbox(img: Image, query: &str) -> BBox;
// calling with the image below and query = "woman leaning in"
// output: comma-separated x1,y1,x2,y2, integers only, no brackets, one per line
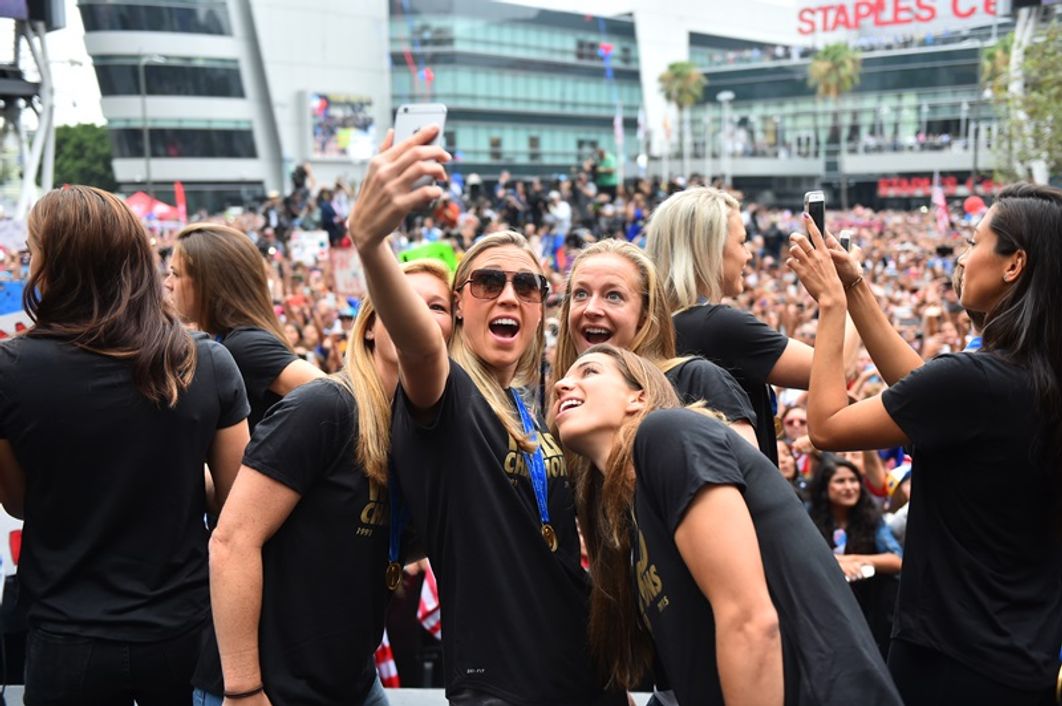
787,183,1062,706
550,344,901,706
0,186,249,705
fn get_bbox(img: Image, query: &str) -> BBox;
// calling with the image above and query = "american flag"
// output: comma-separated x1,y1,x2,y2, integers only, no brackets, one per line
375,629,400,687
418,560,442,640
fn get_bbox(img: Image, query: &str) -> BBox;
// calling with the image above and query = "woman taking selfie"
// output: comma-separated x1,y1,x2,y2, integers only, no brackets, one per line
195,260,454,706
350,127,620,705
645,187,858,464
551,345,901,706
787,183,1062,706
166,223,324,431
0,186,249,705
553,239,756,446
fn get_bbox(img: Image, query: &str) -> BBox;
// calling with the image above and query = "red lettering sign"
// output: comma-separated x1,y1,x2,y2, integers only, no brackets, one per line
800,0,993,32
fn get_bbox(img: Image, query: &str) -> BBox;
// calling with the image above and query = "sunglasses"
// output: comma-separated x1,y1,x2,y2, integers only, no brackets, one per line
460,269,549,304
784,418,807,426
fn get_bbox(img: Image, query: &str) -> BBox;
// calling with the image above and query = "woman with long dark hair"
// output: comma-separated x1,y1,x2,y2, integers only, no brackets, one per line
0,186,249,705
351,127,621,705
166,223,323,431
787,183,1062,706
195,260,454,706
550,344,901,706
807,455,902,656
645,187,858,464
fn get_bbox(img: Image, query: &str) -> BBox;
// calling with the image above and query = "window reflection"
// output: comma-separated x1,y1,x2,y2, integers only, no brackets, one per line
110,129,258,159
80,3,232,35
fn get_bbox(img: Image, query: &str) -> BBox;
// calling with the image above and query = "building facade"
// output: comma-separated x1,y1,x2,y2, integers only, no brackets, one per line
81,0,1026,210
79,0,391,212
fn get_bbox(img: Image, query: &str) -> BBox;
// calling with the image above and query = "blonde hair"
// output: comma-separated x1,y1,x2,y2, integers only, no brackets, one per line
645,187,741,311
553,240,677,384
336,259,452,485
452,231,545,452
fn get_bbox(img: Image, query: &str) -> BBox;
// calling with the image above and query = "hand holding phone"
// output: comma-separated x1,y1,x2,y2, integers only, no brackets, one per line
392,103,448,190
803,190,826,244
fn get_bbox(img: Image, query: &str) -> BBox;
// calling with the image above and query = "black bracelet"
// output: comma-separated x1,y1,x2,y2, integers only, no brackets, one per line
223,684,264,699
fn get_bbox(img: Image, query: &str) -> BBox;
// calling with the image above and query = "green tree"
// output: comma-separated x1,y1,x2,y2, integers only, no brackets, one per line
658,61,707,176
985,22,1062,180
807,43,862,208
51,123,118,191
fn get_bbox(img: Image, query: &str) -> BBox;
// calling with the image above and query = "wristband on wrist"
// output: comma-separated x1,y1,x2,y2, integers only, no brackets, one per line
844,275,864,292
224,685,264,700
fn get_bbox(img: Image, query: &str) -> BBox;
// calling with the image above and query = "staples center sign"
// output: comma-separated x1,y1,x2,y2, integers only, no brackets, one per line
798,0,997,34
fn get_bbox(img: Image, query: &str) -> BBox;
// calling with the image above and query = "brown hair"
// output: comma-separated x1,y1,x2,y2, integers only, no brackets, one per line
451,230,545,452
24,185,195,406
172,222,290,350
564,344,716,689
336,259,452,485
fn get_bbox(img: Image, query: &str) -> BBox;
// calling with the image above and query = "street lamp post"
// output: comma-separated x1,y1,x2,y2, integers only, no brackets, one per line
716,90,735,188
138,54,166,198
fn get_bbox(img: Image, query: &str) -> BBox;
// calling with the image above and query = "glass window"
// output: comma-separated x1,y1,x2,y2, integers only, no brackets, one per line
489,136,502,161
110,128,257,158
95,63,244,97
79,2,232,35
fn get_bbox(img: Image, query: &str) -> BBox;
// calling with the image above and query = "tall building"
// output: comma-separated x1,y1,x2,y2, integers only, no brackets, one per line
79,0,391,212
389,0,643,178
80,0,1029,209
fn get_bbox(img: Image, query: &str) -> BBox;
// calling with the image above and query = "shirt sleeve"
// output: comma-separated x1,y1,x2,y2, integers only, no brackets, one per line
634,408,746,535
670,358,757,425
394,360,475,433
881,353,982,452
874,519,904,558
206,340,250,429
243,380,351,494
682,306,789,383
223,328,298,401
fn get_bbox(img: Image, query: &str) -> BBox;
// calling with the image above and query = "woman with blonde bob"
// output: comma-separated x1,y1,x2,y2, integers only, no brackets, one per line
350,126,621,705
166,222,323,431
551,344,902,706
553,239,756,447
196,259,454,705
646,187,856,465
0,186,249,705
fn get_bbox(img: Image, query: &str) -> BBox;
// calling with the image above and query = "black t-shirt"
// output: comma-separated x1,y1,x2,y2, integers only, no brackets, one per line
881,352,1062,690
632,409,901,706
220,327,297,432
391,363,614,706
673,304,789,464
664,357,756,426
193,378,388,704
0,334,248,640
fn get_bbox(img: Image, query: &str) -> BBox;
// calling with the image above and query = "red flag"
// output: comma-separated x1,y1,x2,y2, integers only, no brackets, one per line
418,560,442,640
174,181,188,224
374,629,400,687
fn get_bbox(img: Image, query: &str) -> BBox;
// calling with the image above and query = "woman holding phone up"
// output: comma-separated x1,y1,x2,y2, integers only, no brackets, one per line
350,126,621,706
645,187,859,464
787,185,1062,706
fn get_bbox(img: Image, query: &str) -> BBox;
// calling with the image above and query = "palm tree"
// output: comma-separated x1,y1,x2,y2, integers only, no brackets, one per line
659,61,707,179
807,43,862,208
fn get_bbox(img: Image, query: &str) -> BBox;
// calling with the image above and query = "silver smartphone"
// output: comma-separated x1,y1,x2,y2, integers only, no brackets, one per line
838,229,852,252
803,190,825,245
393,103,447,190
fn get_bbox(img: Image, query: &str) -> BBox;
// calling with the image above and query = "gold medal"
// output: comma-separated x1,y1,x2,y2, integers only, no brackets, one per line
774,415,784,437
385,561,402,591
541,524,558,552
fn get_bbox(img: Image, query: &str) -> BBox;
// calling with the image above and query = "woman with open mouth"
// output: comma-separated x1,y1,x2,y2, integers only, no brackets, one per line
349,126,622,706
551,344,902,706
553,239,757,449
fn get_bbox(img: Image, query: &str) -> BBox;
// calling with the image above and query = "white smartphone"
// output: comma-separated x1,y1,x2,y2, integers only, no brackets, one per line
803,190,826,245
393,103,447,189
